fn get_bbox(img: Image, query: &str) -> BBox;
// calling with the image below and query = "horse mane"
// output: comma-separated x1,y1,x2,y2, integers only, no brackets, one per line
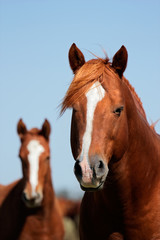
61,58,108,114
61,57,146,120
150,119,160,131
122,77,146,119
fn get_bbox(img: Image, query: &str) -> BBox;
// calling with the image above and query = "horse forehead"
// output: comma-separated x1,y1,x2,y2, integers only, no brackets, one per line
85,81,122,105
84,82,105,111
27,139,45,155
86,82,106,101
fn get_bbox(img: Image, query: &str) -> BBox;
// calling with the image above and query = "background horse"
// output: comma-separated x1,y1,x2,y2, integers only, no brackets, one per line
0,119,64,240
61,43,160,240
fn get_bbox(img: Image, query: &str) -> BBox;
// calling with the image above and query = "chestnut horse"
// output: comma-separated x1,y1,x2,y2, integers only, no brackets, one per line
61,43,160,240
0,119,64,240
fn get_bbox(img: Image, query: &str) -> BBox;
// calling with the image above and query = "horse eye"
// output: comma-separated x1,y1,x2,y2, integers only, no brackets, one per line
46,156,50,161
113,106,124,116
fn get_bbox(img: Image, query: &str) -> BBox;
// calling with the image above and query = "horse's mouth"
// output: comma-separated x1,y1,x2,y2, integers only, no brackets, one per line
23,200,42,208
80,181,104,192
22,193,42,208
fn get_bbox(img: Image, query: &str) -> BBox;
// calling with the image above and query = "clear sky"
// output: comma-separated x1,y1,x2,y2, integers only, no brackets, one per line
0,0,160,197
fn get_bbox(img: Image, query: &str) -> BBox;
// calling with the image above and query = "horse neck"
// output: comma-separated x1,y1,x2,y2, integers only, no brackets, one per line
42,166,55,208
111,82,160,207
108,84,160,239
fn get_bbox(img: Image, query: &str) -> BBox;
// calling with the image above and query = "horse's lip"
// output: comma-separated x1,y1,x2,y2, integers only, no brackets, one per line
23,200,41,208
80,181,104,192
22,195,42,208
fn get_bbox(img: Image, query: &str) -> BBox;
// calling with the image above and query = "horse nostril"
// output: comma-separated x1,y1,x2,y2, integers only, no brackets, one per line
74,160,82,180
94,160,106,178
37,193,40,199
22,192,28,202
98,160,104,169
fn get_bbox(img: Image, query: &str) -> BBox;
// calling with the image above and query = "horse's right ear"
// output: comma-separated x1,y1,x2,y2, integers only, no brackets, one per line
17,119,27,141
68,43,85,74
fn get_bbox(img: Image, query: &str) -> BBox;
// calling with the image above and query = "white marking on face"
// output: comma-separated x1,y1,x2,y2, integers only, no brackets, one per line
80,82,105,168
27,140,44,197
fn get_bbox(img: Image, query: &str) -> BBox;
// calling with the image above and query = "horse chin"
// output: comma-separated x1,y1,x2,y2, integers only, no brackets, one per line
80,181,104,192
22,194,43,208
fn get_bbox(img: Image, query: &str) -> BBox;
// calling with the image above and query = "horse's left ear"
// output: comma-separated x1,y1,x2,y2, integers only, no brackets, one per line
17,119,27,141
40,119,51,141
112,45,128,78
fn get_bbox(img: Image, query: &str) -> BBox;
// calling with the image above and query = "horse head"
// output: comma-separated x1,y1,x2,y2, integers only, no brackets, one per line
17,119,51,207
62,44,129,191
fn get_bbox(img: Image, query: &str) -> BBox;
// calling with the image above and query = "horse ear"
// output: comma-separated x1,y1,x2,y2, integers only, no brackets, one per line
40,119,51,141
69,43,85,73
112,45,128,78
17,119,27,141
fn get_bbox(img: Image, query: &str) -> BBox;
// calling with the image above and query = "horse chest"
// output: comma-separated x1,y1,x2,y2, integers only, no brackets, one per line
18,215,51,240
123,203,160,240
18,209,64,240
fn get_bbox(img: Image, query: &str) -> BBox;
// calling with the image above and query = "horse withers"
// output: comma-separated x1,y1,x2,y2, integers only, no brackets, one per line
0,119,64,240
61,43,160,240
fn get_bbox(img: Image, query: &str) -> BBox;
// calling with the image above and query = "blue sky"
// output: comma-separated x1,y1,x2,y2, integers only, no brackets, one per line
0,0,160,197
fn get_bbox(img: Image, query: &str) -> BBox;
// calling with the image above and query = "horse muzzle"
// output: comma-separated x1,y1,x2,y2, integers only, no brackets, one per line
74,156,108,191
22,190,43,208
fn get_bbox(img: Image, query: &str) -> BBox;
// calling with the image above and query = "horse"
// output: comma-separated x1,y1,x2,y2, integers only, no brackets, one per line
0,119,64,240
61,43,160,240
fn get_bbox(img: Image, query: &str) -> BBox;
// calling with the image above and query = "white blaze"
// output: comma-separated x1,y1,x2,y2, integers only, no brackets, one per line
80,82,105,163
27,140,44,197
